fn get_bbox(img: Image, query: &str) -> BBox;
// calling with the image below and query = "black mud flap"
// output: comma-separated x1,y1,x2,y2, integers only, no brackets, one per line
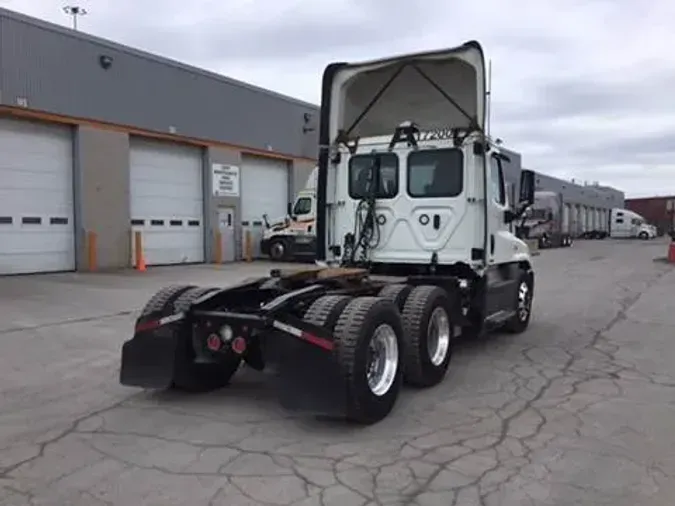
119,326,180,389
270,332,347,417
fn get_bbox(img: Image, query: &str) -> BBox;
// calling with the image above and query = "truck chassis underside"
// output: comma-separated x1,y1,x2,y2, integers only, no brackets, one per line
120,263,533,424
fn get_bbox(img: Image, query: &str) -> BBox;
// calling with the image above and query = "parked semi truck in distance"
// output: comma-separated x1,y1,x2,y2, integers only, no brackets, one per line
609,208,657,239
260,167,318,261
515,190,573,248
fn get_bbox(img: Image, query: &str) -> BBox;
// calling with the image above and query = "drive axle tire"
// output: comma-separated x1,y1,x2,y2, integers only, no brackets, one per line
303,295,353,331
503,271,534,334
401,286,454,388
140,285,195,316
170,286,242,392
173,286,220,312
333,297,404,424
378,284,413,310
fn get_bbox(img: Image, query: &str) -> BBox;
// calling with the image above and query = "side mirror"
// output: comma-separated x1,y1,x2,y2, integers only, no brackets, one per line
286,202,293,216
504,209,517,223
519,169,535,207
547,211,554,221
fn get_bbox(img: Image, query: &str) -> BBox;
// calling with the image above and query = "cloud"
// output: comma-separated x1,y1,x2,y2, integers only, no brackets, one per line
4,0,675,197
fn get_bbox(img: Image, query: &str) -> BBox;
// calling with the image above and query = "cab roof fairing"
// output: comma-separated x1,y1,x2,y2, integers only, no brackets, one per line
325,40,488,145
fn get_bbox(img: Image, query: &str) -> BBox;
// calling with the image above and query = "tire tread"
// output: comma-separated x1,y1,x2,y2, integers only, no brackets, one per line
401,285,453,387
333,297,402,423
140,285,194,316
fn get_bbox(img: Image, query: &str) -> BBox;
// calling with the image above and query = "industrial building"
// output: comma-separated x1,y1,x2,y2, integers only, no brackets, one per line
499,147,625,236
0,7,319,275
626,196,675,235
0,8,626,275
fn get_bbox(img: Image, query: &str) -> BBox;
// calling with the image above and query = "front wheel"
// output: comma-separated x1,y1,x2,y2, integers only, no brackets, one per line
268,238,288,261
504,272,534,334
638,231,649,240
333,297,405,424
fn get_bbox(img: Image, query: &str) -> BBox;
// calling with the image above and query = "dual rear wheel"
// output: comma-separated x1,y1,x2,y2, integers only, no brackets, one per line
303,284,455,424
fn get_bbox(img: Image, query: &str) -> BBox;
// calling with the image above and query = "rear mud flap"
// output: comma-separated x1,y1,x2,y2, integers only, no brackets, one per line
270,332,348,417
119,326,180,389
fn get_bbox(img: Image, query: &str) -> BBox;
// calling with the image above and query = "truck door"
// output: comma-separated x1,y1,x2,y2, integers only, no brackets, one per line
487,155,511,265
484,154,519,318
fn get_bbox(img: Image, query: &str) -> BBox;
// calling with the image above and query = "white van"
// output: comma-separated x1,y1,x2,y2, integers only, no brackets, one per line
609,208,657,239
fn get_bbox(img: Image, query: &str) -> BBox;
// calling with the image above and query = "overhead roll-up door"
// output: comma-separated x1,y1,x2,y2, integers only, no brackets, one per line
0,118,75,275
129,138,205,266
241,155,290,258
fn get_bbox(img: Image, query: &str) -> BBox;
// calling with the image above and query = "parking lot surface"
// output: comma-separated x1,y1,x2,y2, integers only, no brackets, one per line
1,240,675,505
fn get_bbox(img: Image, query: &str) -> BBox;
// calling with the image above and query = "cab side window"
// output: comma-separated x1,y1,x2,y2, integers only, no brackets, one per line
489,156,506,205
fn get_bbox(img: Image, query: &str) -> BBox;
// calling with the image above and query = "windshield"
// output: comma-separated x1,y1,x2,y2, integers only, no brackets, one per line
529,208,551,221
292,197,312,216
407,148,463,198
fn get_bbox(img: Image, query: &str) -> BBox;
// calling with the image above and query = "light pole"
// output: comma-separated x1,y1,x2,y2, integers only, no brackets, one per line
63,5,87,31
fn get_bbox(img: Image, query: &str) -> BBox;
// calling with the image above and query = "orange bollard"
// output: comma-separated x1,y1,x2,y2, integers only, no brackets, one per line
214,230,223,264
134,230,146,271
87,231,98,272
244,230,252,262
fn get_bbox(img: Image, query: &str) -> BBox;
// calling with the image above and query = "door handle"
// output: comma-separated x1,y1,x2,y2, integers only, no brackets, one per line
490,234,495,254
433,214,440,230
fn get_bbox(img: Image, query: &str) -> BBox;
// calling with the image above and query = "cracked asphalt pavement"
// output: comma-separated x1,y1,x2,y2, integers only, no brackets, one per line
1,239,675,505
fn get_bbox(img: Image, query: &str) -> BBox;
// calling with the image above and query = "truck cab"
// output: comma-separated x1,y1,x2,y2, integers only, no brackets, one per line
260,169,318,260
609,208,657,239
324,131,531,270
517,191,572,248
316,41,537,333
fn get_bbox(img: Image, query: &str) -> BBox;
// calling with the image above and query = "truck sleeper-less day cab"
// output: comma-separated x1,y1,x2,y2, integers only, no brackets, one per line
119,41,537,424
260,168,318,261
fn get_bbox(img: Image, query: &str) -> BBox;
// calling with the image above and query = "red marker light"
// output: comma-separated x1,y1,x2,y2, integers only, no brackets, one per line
231,337,247,354
206,334,222,351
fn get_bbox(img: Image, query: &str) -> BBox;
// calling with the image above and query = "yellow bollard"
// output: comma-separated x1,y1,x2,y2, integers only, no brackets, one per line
87,231,98,272
214,230,223,264
134,230,146,271
245,230,252,262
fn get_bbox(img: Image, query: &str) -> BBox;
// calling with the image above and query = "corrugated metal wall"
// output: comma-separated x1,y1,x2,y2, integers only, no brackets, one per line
627,197,675,234
0,8,319,159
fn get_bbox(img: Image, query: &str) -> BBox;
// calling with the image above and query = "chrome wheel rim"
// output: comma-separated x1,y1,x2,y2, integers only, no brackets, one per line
270,242,285,259
427,307,451,366
366,324,399,396
517,282,531,321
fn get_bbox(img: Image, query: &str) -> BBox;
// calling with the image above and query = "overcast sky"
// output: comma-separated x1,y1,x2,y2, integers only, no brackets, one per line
3,0,674,197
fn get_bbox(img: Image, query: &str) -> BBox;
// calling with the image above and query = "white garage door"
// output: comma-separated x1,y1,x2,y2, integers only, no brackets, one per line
241,155,289,257
0,118,75,275
130,138,204,266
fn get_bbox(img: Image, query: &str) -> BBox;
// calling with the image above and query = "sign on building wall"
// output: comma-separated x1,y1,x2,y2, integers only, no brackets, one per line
212,164,240,197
